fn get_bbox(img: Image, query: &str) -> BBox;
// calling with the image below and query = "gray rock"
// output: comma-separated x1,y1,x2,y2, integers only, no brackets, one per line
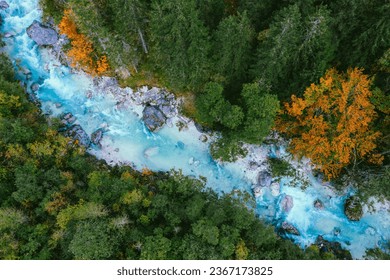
252,186,265,198
61,112,76,126
314,199,324,210
257,171,272,187
30,82,39,92
0,1,9,10
27,20,58,46
249,161,259,170
142,88,160,103
91,128,104,146
4,32,16,38
159,104,175,118
22,68,31,75
281,221,300,235
65,125,90,147
199,134,208,142
280,195,294,212
142,105,166,132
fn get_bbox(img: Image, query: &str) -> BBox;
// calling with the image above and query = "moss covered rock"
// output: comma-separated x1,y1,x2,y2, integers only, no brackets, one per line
344,196,363,221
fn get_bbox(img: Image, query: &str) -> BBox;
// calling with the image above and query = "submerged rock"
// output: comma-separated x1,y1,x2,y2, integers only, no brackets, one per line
144,146,159,158
142,105,166,132
280,195,294,213
4,31,16,38
314,199,324,210
65,125,90,147
0,1,9,10
344,196,363,221
315,236,352,260
91,128,104,146
257,171,272,187
280,221,300,236
27,20,58,46
30,82,39,92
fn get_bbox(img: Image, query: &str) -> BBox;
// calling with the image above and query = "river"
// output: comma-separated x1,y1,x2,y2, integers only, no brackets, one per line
1,0,389,259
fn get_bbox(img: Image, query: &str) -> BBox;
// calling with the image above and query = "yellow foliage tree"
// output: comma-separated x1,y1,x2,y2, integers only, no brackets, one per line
277,68,383,179
58,9,109,75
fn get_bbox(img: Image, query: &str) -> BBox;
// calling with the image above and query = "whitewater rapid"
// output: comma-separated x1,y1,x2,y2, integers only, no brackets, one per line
1,0,389,259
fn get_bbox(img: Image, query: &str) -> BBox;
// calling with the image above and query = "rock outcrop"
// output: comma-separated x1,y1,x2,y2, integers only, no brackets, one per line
280,221,300,235
91,128,104,146
314,199,324,210
0,1,9,10
61,112,76,126
65,125,90,147
27,20,58,46
280,195,294,213
142,105,166,132
344,196,363,221
257,171,272,188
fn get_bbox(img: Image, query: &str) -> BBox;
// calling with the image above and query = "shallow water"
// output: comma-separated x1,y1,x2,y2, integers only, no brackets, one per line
1,0,389,259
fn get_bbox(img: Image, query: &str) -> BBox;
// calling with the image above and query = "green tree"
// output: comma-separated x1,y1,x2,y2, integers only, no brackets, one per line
331,0,390,70
150,0,210,90
196,82,244,129
213,12,254,91
69,219,116,259
238,83,280,144
253,4,335,99
140,234,172,260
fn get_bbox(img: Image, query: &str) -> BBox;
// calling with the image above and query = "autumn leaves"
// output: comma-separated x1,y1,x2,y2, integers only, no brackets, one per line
277,68,383,179
58,9,109,75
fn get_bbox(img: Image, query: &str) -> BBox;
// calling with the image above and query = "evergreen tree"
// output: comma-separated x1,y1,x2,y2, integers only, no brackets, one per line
150,0,210,90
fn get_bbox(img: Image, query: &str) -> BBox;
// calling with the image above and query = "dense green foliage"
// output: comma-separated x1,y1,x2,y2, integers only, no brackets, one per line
39,0,389,167
0,54,339,260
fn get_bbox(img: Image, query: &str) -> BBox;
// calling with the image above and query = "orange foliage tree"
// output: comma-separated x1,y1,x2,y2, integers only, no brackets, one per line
277,68,383,179
58,9,109,75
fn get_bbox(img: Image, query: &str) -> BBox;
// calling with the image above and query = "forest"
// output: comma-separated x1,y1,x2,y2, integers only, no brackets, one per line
0,0,388,259
39,0,389,200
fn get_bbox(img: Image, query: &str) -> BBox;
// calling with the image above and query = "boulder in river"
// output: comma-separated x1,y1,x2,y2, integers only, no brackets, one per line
26,20,58,46
315,236,352,260
4,31,16,38
252,186,265,198
199,134,208,142
65,125,90,147
314,199,324,210
0,1,9,10
344,196,363,221
280,194,294,213
30,82,40,92
61,112,76,126
257,171,272,187
142,105,166,132
91,128,104,146
280,221,300,236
